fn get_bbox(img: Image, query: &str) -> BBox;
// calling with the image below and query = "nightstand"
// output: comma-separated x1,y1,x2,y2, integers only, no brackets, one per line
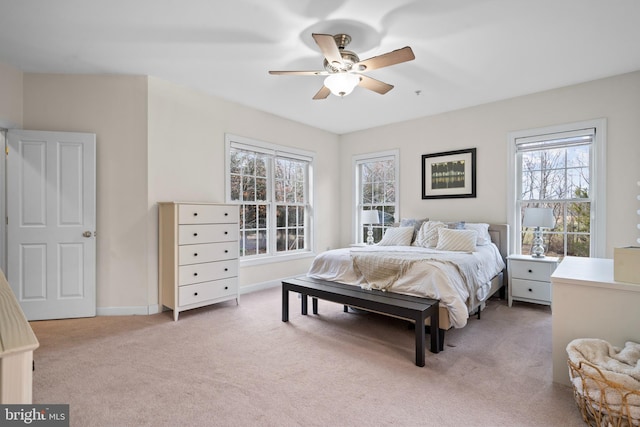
507,254,559,307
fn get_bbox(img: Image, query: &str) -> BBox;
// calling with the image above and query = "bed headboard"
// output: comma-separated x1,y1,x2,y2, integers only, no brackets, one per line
488,224,510,263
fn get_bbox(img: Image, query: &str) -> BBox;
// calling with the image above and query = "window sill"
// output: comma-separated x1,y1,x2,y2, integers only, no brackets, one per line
239,251,317,267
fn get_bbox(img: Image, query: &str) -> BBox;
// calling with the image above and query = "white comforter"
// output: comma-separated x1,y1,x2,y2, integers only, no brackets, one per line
307,244,505,328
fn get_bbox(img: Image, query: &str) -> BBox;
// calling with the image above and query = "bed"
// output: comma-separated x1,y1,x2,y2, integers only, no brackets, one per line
306,222,509,341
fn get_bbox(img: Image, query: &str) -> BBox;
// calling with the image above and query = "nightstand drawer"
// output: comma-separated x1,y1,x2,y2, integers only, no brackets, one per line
511,278,551,301
510,260,555,282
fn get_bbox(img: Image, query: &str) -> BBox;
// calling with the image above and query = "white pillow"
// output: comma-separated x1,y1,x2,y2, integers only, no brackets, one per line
378,227,414,246
435,228,478,252
464,223,492,246
400,218,428,243
414,221,447,248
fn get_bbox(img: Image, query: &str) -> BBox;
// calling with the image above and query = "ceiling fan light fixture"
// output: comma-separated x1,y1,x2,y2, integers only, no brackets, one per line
324,73,360,97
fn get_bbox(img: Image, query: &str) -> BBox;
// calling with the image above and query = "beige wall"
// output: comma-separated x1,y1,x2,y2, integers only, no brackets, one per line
147,77,340,303
338,71,640,256
1,65,638,314
23,74,150,313
0,62,23,128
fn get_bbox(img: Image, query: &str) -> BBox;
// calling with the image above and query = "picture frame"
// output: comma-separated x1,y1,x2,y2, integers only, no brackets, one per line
421,148,476,199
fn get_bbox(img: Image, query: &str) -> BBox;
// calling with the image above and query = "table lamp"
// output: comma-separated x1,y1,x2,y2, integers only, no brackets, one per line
523,207,555,258
361,210,380,245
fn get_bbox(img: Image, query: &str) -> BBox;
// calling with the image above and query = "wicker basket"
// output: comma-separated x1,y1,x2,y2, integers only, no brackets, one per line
568,359,640,427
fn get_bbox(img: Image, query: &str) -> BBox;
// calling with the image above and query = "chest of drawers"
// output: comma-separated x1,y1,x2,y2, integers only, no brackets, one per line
159,202,239,320
507,254,558,307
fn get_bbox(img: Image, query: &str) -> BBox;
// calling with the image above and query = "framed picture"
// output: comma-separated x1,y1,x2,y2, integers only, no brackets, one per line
421,148,476,199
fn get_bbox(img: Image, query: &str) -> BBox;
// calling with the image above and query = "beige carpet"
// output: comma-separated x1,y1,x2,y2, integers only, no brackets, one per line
30,286,584,427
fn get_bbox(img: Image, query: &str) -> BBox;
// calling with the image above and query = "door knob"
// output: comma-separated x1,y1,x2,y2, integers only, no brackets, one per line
83,231,92,238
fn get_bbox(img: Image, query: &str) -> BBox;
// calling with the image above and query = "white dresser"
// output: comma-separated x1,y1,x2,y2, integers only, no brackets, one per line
551,257,640,385
159,202,240,321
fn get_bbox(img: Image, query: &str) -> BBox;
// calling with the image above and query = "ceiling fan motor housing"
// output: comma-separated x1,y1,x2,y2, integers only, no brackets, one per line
324,50,359,72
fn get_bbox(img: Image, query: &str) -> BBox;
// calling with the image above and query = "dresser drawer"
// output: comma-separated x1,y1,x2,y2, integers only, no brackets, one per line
178,224,238,245
511,278,551,301
178,278,238,306
510,260,555,282
178,204,239,224
178,260,238,286
179,242,238,265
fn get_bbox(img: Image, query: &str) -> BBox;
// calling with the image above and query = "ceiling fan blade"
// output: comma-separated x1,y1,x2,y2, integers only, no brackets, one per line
355,46,415,72
269,70,327,76
312,86,331,100
358,75,394,95
312,33,343,67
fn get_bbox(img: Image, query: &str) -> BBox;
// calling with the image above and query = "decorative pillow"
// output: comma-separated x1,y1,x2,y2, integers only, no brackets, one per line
464,222,492,245
377,226,414,246
414,221,446,248
435,228,478,252
400,217,428,243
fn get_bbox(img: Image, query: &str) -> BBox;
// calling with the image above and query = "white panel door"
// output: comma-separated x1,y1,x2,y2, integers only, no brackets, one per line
7,130,96,320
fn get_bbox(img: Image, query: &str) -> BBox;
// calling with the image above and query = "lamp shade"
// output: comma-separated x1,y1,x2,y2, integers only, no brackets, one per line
523,207,554,229
324,73,360,97
361,210,380,225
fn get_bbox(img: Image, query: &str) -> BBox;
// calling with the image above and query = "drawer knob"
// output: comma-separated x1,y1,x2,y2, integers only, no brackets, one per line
224,212,229,216
193,212,198,216
528,269,533,273
528,288,532,292
193,233,198,237
225,286,228,290
224,231,228,235
194,272,198,276
224,250,228,253
224,268,228,271
194,253,198,257
194,292,198,296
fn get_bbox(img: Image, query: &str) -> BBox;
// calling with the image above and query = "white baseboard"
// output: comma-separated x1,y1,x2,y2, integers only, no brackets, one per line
240,279,281,294
97,304,161,316
96,281,285,316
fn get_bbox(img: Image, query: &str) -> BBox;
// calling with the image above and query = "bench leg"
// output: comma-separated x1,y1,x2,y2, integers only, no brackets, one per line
430,309,440,354
312,297,318,314
282,286,289,322
301,293,308,315
415,313,426,367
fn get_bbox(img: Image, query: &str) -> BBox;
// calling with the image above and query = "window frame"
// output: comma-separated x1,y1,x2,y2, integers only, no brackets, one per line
352,150,400,244
507,119,607,258
225,134,315,265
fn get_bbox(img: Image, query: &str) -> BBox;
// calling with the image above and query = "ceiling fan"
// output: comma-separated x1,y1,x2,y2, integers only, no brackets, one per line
269,33,415,99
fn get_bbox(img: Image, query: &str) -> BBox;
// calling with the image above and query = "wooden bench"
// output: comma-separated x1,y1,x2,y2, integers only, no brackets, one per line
281,276,440,367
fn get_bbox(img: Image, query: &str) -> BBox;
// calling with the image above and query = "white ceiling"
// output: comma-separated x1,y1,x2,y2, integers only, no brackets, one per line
1,0,639,134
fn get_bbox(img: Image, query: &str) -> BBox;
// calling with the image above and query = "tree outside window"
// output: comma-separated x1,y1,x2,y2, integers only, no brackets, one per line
227,135,312,258
356,153,398,243
519,139,592,258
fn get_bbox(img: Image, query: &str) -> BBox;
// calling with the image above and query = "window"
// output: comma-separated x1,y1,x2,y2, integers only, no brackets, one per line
508,119,606,259
226,134,313,259
353,150,399,243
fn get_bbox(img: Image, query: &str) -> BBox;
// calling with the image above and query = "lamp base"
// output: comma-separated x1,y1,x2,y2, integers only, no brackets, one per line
366,225,374,245
530,227,546,258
